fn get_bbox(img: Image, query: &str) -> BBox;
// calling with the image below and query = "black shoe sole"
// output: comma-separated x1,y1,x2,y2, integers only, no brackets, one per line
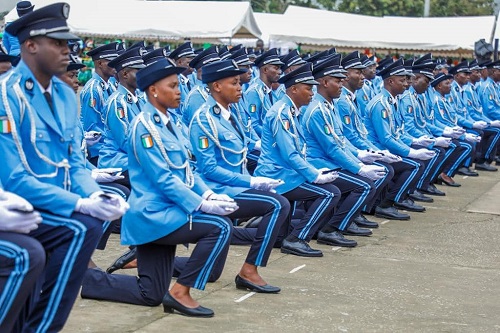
393,206,426,213
374,213,410,221
356,223,379,229
317,239,357,247
280,247,323,257
342,232,372,237
409,196,434,203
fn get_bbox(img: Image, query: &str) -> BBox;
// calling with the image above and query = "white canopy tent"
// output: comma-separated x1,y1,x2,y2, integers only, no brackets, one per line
262,6,495,54
4,0,262,43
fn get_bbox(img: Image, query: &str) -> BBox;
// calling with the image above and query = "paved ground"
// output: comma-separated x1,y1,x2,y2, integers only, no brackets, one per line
63,169,500,333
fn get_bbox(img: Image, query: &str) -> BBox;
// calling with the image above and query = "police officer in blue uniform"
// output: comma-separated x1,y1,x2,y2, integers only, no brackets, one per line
0,44,18,75
181,47,220,126
273,49,307,102
302,54,383,246
98,46,146,186
2,1,34,59
80,41,121,165
365,59,431,213
337,53,412,220
229,48,262,173
356,55,377,118
478,60,500,121
169,41,196,104
449,61,499,171
81,58,234,318
1,3,128,331
0,186,44,333
465,60,500,165
244,48,284,136
254,63,342,257
431,73,478,181
189,59,290,293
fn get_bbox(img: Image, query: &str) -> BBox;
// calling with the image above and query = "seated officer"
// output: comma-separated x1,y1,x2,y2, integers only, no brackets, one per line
244,48,284,136
337,53,412,220
365,59,432,213
254,63,341,257
181,47,220,126
81,58,234,318
465,60,500,165
273,49,307,101
98,46,146,187
431,73,478,181
1,3,128,331
478,60,500,121
80,41,121,165
229,48,262,173
168,41,196,101
356,54,377,118
302,54,383,247
0,187,44,333
189,59,290,293
449,61,499,172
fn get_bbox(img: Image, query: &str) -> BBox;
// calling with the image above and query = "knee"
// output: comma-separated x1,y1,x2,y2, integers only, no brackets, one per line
275,194,291,215
26,239,46,273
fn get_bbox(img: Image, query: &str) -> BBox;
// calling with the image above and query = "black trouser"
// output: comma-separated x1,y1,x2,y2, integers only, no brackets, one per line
81,215,232,306
324,171,376,231
20,213,103,333
364,161,395,212
246,150,260,175
477,128,500,163
440,139,470,177
282,183,340,242
385,158,424,203
0,232,45,333
411,145,446,190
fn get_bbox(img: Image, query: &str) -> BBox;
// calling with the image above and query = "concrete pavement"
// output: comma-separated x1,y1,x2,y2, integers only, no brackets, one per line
63,169,500,333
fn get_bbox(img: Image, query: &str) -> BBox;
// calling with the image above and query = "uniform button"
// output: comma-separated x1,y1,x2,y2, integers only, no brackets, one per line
60,137,65,142
38,134,43,138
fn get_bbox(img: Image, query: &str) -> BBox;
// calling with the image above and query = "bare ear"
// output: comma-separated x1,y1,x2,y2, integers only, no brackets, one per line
23,39,38,55
212,81,222,93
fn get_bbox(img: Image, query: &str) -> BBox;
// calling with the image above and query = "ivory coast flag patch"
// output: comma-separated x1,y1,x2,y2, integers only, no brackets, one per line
407,106,413,114
0,118,11,134
324,124,332,134
282,119,290,130
199,136,209,149
249,104,257,113
141,134,154,148
343,115,351,124
116,107,125,119
381,110,388,118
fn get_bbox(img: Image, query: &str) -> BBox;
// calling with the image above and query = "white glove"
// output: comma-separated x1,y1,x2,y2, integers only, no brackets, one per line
490,120,500,128
76,193,129,221
357,150,381,164
314,171,339,184
199,200,239,216
413,136,436,147
472,121,488,130
434,136,452,148
84,131,102,147
0,190,42,234
443,126,463,139
407,148,436,160
358,165,386,181
91,168,124,183
465,133,481,143
378,150,402,163
250,177,283,192
253,140,262,151
208,193,234,202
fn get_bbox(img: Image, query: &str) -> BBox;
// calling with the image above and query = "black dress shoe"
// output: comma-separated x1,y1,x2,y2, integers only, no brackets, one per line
475,162,498,171
281,239,323,257
457,167,478,177
235,275,280,293
106,247,137,274
342,222,372,237
419,184,445,196
409,190,434,203
436,175,461,187
162,292,214,317
353,215,379,228
374,206,410,220
394,199,425,212
317,230,357,247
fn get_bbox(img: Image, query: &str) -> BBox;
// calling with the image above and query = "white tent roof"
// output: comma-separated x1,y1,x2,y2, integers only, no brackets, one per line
4,0,262,42
263,6,495,52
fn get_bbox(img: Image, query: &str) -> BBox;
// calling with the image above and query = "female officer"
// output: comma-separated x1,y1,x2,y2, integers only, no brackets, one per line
81,58,237,318
189,59,290,293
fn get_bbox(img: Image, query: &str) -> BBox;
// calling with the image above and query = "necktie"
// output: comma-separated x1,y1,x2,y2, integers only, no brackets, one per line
228,114,239,132
43,91,54,114
268,91,273,104
166,120,176,137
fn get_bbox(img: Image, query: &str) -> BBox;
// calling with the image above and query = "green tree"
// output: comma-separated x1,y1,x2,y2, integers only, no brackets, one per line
335,0,494,17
